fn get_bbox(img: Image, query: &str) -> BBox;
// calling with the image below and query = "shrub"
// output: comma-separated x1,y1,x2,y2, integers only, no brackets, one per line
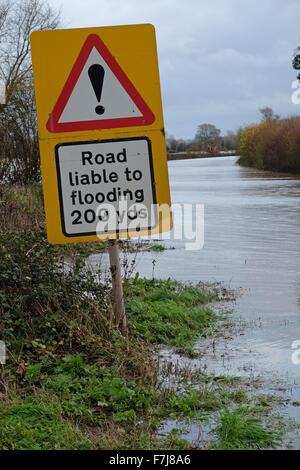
237,117,300,174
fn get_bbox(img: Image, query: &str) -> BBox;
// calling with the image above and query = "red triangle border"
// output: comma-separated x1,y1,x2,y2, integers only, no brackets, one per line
46,34,155,133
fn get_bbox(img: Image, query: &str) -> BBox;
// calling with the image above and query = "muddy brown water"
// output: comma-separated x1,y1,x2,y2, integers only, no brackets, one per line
90,156,300,448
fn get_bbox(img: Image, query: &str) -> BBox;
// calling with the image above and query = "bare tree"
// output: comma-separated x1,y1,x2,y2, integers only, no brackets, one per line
0,1,9,40
194,123,221,149
0,75,40,183
0,0,60,103
259,107,280,122
0,0,60,184
0,1,9,103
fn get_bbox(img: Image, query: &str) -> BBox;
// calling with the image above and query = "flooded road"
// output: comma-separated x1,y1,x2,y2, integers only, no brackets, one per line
91,156,300,447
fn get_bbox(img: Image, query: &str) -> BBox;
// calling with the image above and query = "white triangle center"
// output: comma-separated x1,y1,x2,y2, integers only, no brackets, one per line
58,47,142,124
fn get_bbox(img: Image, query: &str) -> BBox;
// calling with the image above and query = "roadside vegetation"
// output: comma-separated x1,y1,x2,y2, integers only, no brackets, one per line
237,116,300,174
0,184,286,450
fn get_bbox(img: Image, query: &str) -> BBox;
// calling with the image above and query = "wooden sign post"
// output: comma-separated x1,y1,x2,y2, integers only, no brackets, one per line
108,240,127,335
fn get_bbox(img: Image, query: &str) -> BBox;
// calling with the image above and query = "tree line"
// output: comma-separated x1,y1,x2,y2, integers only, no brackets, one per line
166,125,239,154
237,108,300,174
237,116,300,174
166,107,280,155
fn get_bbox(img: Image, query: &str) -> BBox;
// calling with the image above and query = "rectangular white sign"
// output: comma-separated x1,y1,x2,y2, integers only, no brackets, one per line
55,137,157,236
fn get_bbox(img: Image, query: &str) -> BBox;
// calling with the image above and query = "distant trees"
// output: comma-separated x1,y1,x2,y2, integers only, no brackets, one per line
293,46,300,80
220,130,238,151
194,123,221,149
165,134,188,153
0,0,60,184
166,125,238,154
259,107,280,122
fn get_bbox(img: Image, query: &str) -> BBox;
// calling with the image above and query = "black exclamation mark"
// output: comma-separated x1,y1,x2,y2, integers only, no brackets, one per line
88,64,105,115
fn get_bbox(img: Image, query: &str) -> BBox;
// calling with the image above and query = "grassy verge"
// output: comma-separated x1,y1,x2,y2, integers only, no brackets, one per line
126,276,224,356
0,354,285,450
0,185,285,449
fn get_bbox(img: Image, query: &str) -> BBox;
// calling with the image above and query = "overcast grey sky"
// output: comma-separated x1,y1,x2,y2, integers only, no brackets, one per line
48,0,300,139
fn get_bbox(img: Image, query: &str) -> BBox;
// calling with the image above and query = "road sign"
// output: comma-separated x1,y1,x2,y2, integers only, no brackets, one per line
31,24,171,244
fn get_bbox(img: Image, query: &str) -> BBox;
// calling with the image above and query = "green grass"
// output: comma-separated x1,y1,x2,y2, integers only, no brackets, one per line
22,355,239,426
146,244,167,252
126,277,220,355
0,352,283,450
212,406,282,450
0,400,91,450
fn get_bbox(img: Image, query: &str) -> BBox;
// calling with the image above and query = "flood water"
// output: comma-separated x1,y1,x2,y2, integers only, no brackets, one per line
90,156,300,447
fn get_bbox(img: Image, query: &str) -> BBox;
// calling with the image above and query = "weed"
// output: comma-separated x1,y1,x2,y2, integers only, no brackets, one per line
146,244,167,252
212,406,282,450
